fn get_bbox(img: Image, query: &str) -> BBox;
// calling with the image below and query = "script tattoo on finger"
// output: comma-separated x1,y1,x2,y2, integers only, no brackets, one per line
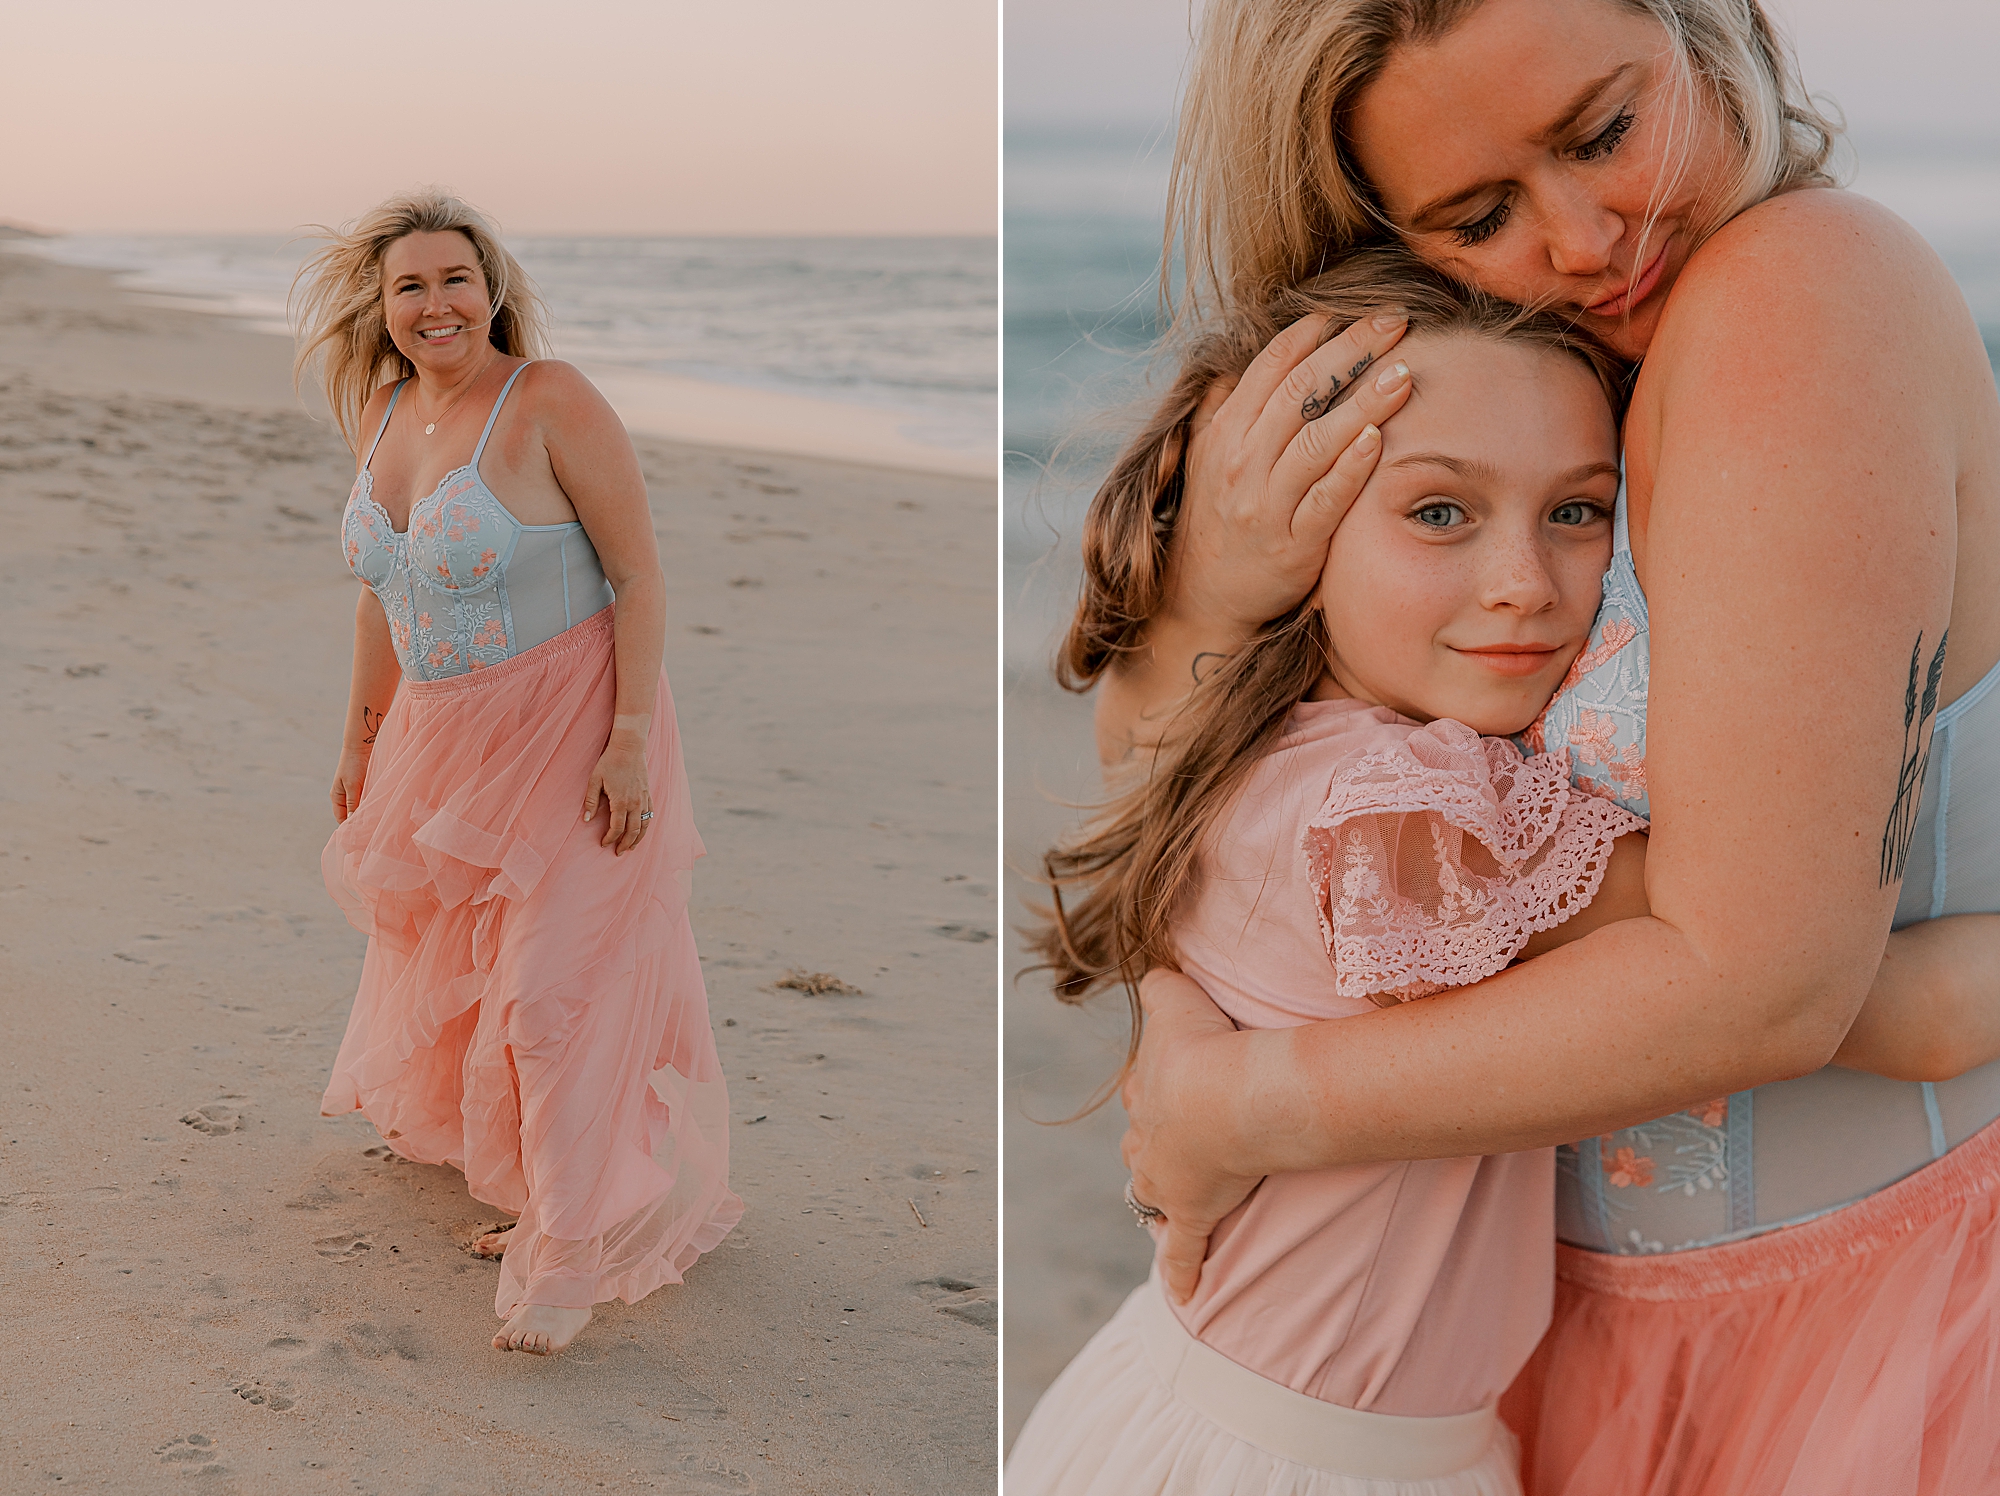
1299,353,1377,422
1881,629,1948,886
1300,377,1341,421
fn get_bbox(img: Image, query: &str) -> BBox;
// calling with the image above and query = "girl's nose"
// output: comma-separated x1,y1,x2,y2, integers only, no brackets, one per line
1480,537,1562,615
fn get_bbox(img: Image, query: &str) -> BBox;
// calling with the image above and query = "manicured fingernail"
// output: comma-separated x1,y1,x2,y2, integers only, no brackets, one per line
1376,361,1409,391
1373,313,1406,332
1354,423,1380,452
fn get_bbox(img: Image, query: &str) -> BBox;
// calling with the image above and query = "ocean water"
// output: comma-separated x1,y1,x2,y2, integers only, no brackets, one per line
1004,130,2000,668
14,233,998,464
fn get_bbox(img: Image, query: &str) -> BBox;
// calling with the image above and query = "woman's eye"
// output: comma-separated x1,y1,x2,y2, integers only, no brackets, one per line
1451,198,1510,249
1550,502,1602,527
1572,108,1636,163
1414,503,1464,529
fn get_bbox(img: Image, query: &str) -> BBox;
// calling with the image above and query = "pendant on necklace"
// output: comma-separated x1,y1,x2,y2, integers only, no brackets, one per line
425,423,437,435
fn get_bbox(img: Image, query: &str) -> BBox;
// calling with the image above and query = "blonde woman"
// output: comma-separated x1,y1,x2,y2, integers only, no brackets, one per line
1097,0,2000,1489
298,191,741,1356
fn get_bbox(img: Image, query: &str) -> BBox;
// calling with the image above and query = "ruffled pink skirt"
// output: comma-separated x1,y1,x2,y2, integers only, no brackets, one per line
1501,1117,2000,1494
321,607,742,1318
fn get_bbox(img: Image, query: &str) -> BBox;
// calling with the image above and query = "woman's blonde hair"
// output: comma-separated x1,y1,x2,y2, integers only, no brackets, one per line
1029,249,1629,1059
1171,0,1840,316
292,189,552,447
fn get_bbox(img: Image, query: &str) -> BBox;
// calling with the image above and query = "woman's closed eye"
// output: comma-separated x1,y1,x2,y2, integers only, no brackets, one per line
1448,109,1638,248
1571,108,1637,164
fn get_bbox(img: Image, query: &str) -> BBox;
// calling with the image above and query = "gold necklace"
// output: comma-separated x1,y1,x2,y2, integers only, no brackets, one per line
415,353,497,436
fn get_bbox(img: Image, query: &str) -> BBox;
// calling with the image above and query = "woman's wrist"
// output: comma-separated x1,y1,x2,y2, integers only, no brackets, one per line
609,712,651,744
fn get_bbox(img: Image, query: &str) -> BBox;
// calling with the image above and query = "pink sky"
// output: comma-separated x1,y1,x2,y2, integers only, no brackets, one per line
5,0,996,236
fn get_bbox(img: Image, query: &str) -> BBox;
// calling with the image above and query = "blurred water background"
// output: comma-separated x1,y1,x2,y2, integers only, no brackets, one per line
10,233,997,470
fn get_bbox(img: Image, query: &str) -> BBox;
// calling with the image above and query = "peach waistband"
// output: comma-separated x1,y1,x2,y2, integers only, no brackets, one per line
1557,1112,2000,1302
1134,1276,1505,1478
402,605,614,701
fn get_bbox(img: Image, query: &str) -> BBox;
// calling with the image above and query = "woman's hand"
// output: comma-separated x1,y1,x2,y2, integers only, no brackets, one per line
1171,312,1415,636
330,747,370,823
584,719,652,854
1121,969,1267,1304
1096,314,1416,764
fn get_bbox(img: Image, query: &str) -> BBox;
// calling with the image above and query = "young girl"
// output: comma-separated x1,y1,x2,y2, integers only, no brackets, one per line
1008,252,2000,1495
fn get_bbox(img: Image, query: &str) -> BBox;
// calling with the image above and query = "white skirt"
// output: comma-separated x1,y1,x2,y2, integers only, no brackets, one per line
1006,1278,1523,1496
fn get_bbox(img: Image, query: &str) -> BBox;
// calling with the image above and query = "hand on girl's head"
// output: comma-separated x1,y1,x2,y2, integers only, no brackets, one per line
1310,330,1620,737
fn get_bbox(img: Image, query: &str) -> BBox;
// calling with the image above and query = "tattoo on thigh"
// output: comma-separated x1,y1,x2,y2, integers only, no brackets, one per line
1881,630,1948,886
1298,353,1377,423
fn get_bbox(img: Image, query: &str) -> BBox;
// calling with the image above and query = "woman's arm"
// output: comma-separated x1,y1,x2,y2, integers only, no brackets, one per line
1528,836,2000,1082
1093,315,1416,765
1122,191,1975,1297
331,589,400,822
1834,915,2000,1081
534,362,666,855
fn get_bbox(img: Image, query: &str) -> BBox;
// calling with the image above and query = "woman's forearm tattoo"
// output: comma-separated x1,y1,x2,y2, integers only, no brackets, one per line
1881,630,1948,886
360,706,384,746
1300,352,1376,422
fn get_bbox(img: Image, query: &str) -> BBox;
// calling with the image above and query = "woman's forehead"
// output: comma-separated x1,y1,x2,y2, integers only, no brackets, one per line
381,230,481,279
1351,0,1662,219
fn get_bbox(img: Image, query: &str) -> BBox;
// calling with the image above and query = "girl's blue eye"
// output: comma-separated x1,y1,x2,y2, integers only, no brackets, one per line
1551,502,1596,527
1415,503,1463,529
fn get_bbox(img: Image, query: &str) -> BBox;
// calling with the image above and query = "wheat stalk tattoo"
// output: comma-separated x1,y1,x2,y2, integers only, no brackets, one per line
1882,630,1948,887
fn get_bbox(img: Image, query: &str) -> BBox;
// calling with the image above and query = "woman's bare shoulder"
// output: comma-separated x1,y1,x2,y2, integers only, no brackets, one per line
1668,188,1950,330
353,379,403,463
513,359,621,435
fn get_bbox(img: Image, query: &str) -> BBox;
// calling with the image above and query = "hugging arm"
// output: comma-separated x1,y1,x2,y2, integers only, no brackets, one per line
1120,193,1977,1299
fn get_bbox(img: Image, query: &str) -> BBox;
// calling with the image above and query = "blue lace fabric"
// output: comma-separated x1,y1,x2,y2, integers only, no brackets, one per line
1530,481,2000,1254
342,364,612,682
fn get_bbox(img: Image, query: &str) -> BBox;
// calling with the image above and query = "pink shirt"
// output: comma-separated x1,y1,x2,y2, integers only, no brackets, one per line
1168,697,1644,1415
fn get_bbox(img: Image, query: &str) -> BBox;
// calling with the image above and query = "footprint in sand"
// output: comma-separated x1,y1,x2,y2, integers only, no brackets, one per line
313,1231,373,1261
179,1101,243,1136
155,1434,221,1470
228,1376,295,1411
913,1274,997,1332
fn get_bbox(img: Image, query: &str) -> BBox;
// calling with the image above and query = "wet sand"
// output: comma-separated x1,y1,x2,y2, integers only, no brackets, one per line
0,242,996,1494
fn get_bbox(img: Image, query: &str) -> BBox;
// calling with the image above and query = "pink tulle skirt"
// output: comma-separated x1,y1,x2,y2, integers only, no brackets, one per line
321,607,742,1319
1501,1116,2000,1495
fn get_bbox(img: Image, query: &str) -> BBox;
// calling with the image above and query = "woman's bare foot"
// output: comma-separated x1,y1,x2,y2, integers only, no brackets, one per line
492,1304,590,1355
467,1223,515,1259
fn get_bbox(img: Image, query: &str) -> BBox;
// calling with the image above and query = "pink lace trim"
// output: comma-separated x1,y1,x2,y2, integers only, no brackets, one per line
1302,718,1648,1001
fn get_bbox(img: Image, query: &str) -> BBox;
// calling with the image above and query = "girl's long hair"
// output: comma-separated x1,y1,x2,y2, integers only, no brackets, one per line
1169,0,1841,320
292,189,552,449
1027,250,1630,1075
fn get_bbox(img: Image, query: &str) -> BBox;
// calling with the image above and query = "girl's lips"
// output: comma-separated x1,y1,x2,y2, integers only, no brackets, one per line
1583,243,1670,319
1453,646,1562,679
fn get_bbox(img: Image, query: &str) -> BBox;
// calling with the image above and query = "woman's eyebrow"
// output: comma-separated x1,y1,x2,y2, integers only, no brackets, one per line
1405,64,1638,230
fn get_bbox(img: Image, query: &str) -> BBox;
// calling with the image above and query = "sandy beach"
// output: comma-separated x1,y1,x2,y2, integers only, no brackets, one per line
0,241,996,1493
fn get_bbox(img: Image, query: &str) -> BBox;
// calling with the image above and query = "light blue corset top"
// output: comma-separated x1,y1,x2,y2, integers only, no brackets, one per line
1533,482,2000,1255
342,363,615,682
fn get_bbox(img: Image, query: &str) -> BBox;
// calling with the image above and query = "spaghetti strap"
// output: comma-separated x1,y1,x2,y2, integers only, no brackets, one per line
1612,471,1631,557
363,380,408,470
472,362,534,478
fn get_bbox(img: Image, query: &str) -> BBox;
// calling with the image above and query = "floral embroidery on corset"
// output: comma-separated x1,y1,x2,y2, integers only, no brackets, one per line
1605,1147,1655,1189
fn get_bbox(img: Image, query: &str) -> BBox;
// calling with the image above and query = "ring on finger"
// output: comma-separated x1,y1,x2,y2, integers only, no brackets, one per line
1124,1178,1166,1228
